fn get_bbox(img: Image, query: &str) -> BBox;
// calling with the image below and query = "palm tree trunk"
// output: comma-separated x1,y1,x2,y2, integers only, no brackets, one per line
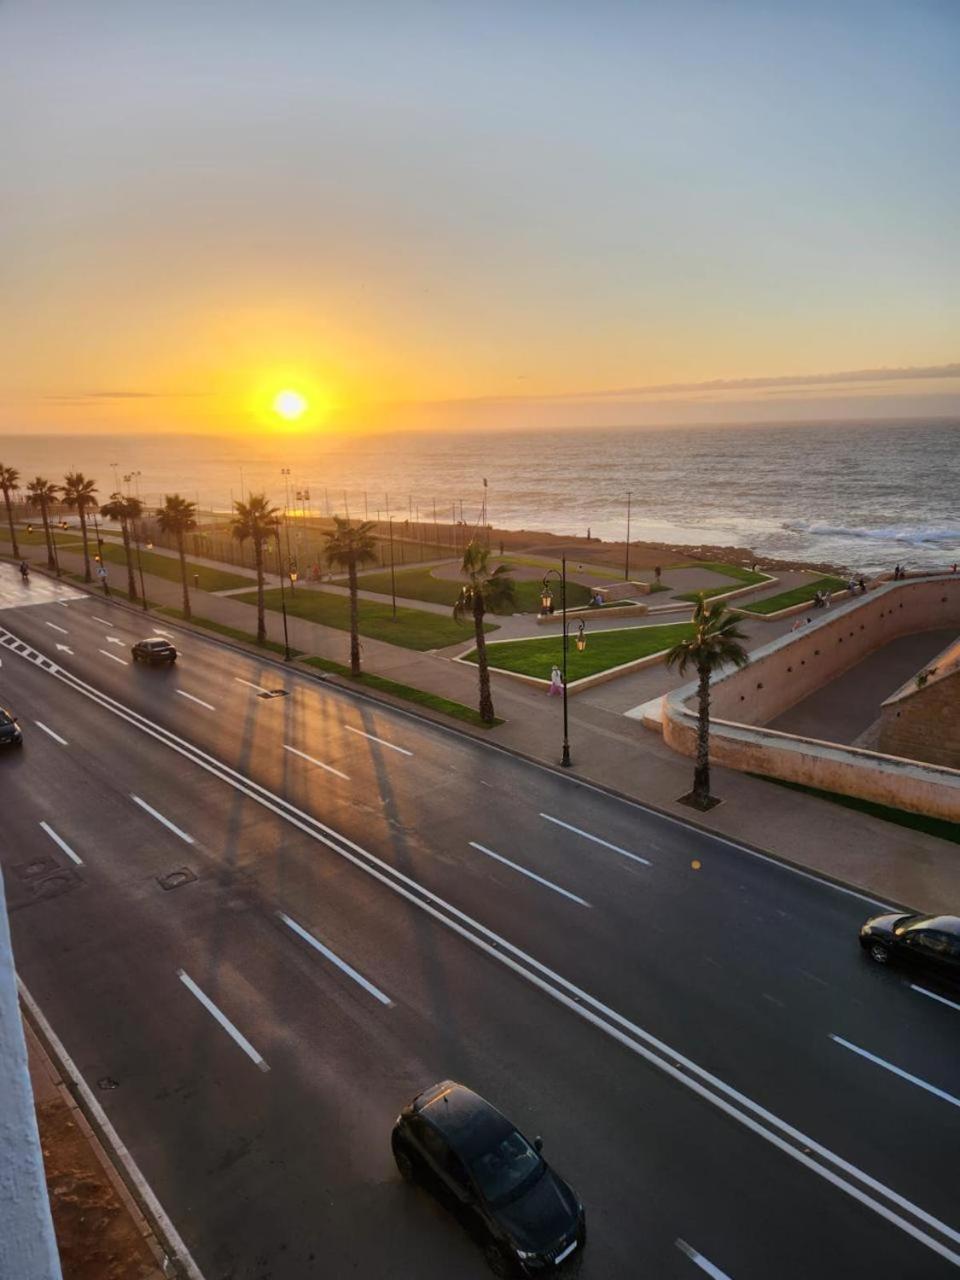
348,557,361,675
255,540,266,643
473,593,495,723
3,490,19,558
693,663,712,804
79,506,92,582
41,504,55,568
121,520,138,601
178,535,191,619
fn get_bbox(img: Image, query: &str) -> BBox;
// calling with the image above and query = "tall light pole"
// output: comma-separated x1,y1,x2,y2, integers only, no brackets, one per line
388,517,397,620
540,555,587,768
274,525,291,661
624,491,632,581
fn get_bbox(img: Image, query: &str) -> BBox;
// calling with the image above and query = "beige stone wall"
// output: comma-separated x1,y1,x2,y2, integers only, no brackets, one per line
877,670,960,769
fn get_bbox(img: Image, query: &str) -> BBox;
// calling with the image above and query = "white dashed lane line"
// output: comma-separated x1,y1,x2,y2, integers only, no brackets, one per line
344,724,412,756
279,912,392,1005
99,649,128,665
39,821,83,866
540,812,652,867
176,690,216,711
130,794,195,844
34,721,68,746
176,970,269,1072
676,1239,733,1278
910,985,960,1014
45,621,69,635
468,841,591,907
831,1034,960,1110
283,744,349,781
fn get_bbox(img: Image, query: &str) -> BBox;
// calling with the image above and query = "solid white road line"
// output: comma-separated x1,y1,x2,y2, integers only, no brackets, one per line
235,677,266,692
469,841,591,907
9,629,958,1269
39,821,83,865
831,1034,960,1110
99,648,128,665
176,689,216,711
130,794,195,844
283,744,350,780
45,621,69,635
176,970,269,1071
676,1239,733,1279
540,812,652,866
92,615,112,625
279,912,392,1005
344,723,412,755
911,984,960,1014
34,720,68,746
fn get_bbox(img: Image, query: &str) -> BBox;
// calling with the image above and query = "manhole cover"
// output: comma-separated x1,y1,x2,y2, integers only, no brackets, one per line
257,688,288,699
156,867,197,891
97,1077,119,1091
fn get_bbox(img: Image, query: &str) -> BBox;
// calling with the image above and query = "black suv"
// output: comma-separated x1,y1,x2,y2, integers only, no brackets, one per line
392,1081,584,1276
860,913,960,986
131,638,178,664
0,706,23,748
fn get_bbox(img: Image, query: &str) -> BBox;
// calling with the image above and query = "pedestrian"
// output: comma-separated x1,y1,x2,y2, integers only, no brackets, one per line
193,571,200,589
858,576,866,594
499,540,504,556
654,565,662,584
548,664,563,696
586,527,591,541
893,563,901,580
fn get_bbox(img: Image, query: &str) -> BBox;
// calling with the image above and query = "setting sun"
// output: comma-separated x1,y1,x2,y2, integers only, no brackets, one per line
273,389,308,421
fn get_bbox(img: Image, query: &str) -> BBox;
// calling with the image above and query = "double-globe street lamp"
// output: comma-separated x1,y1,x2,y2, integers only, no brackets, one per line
539,554,587,767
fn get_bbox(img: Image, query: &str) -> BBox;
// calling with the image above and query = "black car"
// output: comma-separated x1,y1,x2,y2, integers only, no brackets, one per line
392,1081,584,1276
0,707,23,747
131,638,177,664
860,912,960,985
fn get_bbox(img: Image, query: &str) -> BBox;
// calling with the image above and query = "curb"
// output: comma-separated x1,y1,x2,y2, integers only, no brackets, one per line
18,980,206,1280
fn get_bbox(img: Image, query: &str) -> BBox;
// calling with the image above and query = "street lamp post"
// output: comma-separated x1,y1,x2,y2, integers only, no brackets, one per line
625,490,632,581
388,517,397,620
274,527,292,661
540,554,587,768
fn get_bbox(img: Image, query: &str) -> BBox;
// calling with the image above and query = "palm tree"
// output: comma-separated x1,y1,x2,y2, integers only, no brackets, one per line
156,494,197,619
665,596,750,809
323,516,379,675
0,465,21,558
231,493,281,645
26,477,60,569
452,540,516,723
62,471,98,582
100,493,143,601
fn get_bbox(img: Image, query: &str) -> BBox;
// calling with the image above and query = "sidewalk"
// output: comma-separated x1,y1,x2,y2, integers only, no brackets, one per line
18,545,960,914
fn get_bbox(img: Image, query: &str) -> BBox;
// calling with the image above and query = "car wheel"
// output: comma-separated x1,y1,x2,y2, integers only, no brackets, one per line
393,1144,416,1183
484,1243,513,1277
869,942,890,965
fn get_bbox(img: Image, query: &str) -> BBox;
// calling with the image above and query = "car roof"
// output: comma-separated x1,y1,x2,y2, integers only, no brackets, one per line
140,637,172,645
915,915,960,935
414,1081,514,1158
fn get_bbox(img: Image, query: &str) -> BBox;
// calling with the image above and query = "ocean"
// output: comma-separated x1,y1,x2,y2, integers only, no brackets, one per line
2,418,958,574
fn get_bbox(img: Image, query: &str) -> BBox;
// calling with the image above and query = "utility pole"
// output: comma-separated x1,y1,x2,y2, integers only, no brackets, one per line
388,518,397,619
625,491,632,581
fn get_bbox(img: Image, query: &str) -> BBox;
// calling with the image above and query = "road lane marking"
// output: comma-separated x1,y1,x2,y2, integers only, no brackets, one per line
279,913,392,1005
676,1239,732,1278
911,985,960,1014
176,970,269,1071
540,812,652,866
177,690,216,711
34,720,68,746
45,621,69,635
99,649,128,665
831,1034,960,1110
344,723,412,755
92,615,112,624
130,795,195,844
153,628,174,638
235,677,267,692
55,643,74,654
105,636,125,646
283,744,349,780
39,821,82,865
469,841,591,907
9,634,957,1269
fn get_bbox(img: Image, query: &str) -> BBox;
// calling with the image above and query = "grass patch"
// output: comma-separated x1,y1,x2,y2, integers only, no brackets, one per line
751,775,960,846
463,622,695,681
158,608,303,657
92,542,254,592
354,564,591,614
742,576,847,615
234,586,488,651
303,657,502,727
670,561,767,583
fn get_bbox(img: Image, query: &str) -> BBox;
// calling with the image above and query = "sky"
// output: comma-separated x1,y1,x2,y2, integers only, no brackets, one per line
1,0,958,436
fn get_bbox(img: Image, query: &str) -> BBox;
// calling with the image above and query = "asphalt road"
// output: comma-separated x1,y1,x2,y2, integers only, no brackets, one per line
1,571,958,1279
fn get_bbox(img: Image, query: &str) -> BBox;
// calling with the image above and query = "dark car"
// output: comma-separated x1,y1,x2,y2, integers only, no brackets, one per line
0,707,23,747
131,638,177,664
860,912,960,985
392,1081,584,1276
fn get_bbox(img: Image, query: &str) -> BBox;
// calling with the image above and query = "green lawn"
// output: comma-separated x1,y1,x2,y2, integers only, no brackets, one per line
674,563,772,603
463,622,695,681
1,527,89,547
304,657,502,727
741,576,847,615
234,586,489,651
92,542,254,592
354,564,592,614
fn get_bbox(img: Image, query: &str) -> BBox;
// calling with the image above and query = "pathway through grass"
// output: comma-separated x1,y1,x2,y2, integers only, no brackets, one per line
463,621,695,680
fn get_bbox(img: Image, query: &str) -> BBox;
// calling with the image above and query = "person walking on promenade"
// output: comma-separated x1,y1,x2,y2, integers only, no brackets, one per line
858,575,867,593
548,664,563,696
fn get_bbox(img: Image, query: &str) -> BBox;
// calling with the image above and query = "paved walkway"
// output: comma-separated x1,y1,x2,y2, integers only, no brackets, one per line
11,542,958,915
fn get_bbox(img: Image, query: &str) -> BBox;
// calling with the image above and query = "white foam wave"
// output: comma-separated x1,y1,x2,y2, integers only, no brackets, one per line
782,520,960,546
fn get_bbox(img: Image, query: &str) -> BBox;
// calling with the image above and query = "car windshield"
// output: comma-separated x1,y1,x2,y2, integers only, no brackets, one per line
0,711,12,726
468,1130,544,1206
898,915,933,935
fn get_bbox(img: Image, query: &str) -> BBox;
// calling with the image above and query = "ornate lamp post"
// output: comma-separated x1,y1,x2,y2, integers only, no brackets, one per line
540,554,587,767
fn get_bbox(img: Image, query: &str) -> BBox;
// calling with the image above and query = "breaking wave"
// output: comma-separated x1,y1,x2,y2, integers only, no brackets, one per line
782,520,960,546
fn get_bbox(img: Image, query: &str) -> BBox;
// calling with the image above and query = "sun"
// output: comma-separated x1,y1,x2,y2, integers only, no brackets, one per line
273,389,309,421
